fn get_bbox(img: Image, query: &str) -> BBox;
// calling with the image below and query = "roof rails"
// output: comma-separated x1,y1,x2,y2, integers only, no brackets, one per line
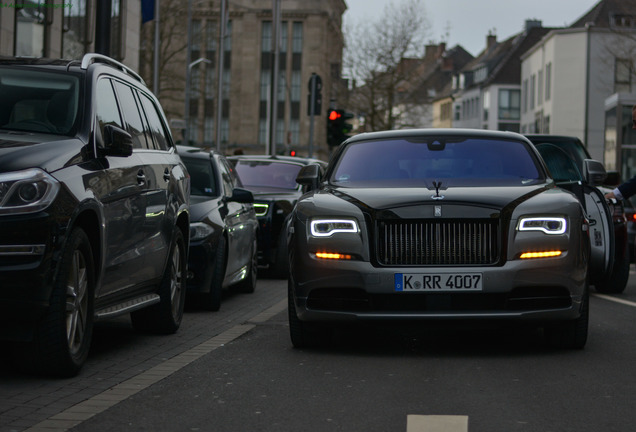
80,53,146,86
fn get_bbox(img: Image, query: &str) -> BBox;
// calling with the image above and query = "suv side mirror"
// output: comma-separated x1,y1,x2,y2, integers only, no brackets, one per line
296,164,321,190
584,159,607,187
604,170,621,187
229,187,254,204
103,124,133,157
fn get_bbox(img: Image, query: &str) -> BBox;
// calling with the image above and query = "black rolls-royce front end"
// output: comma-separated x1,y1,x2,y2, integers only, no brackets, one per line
288,129,597,349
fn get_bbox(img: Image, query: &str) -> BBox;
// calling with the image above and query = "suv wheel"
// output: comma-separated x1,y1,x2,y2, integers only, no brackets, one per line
131,229,186,334
238,238,258,293
545,287,589,349
201,236,226,311
12,228,95,377
594,241,630,294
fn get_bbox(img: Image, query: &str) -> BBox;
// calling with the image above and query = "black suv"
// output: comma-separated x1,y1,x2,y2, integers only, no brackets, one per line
0,54,190,376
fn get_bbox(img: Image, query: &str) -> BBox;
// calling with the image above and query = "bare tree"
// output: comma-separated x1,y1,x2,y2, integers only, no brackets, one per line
139,0,205,123
344,0,431,131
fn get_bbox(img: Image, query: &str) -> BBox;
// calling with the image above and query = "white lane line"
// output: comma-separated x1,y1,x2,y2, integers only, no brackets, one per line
593,293,636,308
407,415,469,432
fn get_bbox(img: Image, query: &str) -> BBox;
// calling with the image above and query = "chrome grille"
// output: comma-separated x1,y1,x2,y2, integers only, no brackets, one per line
377,220,499,266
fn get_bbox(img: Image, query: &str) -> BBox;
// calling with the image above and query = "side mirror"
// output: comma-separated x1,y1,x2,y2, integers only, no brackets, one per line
603,170,621,187
230,187,254,204
103,124,133,157
296,164,321,190
584,159,607,187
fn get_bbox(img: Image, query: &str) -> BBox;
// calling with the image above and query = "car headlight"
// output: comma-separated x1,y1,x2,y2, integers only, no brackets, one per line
0,168,60,215
310,219,359,237
190,222,215,241
517,217,567,235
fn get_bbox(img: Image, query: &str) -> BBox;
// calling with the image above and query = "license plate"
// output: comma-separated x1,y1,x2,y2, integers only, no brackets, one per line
394,273,483,292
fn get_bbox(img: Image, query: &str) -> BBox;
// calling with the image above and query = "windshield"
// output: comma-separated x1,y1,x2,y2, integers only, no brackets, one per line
330,137,543,187
234,160,303,190
0,67,80,136
182,158,219,197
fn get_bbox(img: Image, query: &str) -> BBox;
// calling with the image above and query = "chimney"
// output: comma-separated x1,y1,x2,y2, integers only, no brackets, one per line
437,42,446,58
424,44,437,61
487,32,496,49
525,19,542,31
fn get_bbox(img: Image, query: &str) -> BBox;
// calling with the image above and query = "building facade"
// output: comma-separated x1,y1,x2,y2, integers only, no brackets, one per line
0,0,140,71
143,0,346,160
520,0,636,161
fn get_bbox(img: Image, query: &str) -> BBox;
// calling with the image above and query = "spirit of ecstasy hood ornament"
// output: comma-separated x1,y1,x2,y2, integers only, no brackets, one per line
432,180,445,200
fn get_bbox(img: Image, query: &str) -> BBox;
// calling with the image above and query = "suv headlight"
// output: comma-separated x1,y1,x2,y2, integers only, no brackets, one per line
310,219,359,237
0,168,60,215
518,217,567,235
190,222,215,241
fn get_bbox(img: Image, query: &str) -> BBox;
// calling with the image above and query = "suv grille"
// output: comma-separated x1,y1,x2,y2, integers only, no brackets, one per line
377,220,499,266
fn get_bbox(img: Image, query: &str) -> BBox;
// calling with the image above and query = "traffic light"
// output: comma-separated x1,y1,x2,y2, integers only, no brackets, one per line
327,109,354,147
289,149,297,157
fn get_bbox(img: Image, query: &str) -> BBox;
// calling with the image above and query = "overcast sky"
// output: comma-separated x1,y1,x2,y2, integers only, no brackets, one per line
343,0,601,56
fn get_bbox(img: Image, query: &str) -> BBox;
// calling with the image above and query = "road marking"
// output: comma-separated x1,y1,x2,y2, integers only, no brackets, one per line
407,415,469,432
593,293,636,308
23,323,257,432
249,298,287,323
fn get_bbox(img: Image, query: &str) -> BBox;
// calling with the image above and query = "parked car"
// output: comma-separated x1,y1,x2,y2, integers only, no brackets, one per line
526,134,630,294
287,129,612,349
177,146,258,311
0,54,190,376
227,154,327,277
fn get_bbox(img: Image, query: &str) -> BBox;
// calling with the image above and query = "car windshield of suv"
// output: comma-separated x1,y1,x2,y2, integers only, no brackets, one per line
0,67,80,136
182,158,219,197
330,137,543,187
234,160,302,190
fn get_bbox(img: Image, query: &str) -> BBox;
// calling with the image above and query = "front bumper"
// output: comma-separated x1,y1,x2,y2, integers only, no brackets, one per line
290,253,587,323
0,212,62,340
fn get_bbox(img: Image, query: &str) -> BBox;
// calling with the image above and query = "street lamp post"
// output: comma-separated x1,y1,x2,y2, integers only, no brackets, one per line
184,57,211,146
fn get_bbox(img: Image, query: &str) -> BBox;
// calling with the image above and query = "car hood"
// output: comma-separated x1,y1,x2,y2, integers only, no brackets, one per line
189,195,223,222
0,132,86,173
319,184,556,217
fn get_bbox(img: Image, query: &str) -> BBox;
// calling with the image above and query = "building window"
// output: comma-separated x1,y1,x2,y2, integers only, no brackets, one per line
109,0,125,61
615,58,633,93
63,0,90,59
498,89,520,120
537,70,543,106
16,0,53,57
545,63,552,102
529,74,536,110
482,92,489,122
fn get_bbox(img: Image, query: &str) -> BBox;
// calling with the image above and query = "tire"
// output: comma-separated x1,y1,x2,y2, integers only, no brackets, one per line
545,287,589,349
131,228,187,334
270,229,289,279
238,238,258,294
12,228,95,377
594,240,630,294
288,279,326,348
201,236,226,311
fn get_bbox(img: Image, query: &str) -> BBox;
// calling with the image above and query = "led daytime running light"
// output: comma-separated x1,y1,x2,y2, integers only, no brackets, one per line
520,251,562,259
315,252,352,260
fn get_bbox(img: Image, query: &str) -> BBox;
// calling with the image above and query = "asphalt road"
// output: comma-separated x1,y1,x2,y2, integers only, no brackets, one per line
2,271,636,432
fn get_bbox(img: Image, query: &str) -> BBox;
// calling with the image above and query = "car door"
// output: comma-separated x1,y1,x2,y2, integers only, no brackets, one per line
536,143,614,285
218,156,255,283
91,77,150,296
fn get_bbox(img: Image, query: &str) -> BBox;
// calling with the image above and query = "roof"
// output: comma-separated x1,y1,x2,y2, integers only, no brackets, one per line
227,154,327,166
460,25,555,88
570,0,636,29
346,128,528,143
